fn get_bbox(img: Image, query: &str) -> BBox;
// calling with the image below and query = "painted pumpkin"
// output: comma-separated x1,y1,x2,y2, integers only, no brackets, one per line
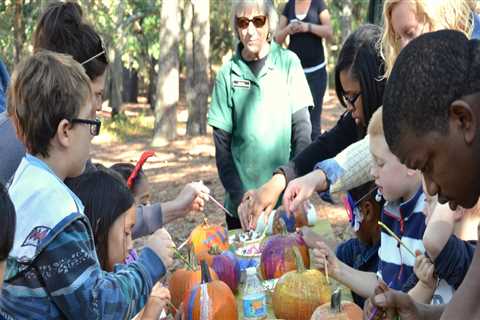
189,218,229,262
260,220,310,279
182,260,238,320
272,247,331,320
168,255,218,309
210,250,241,293
310,288,363,320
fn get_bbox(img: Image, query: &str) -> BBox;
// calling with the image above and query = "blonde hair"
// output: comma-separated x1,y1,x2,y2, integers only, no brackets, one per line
367,106,383,137
380,0,474,78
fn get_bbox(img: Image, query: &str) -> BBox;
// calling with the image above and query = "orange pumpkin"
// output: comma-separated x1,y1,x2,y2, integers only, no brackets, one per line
260,220,310,279
182,260,237,320
189,218,229,262
310,289,363,320
272,247,331,320
168,256,218,309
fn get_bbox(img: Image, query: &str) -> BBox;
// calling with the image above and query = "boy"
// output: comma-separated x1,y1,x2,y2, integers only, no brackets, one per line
336,180,384,307
365,30,480,319
0,183,15,285
0,51,174,319
309,107,425,300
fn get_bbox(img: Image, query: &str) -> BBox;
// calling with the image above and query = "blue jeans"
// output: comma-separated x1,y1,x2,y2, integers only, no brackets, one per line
305,67,327,140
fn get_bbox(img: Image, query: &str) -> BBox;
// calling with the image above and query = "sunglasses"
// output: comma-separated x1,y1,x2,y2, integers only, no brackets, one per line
71,117,102,136
236,15,267,29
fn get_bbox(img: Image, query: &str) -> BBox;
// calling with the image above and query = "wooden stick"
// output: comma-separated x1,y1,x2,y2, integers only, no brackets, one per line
324,257,330,284
172,247,194,270
378,221,416,258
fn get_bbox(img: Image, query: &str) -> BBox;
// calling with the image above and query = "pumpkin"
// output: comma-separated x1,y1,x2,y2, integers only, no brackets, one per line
310,288,363,320
209,249,241,293
182,260,238,320
260,220,310,279
168,252,218,309
189,218,229,262
272,246,331,320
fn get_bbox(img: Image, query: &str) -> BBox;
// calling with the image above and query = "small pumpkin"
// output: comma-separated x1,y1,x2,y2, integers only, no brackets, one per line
272,246,331,320
182,260,238,320
209,249,241,293
189,218,229,262
272,203,313,234
310,288,363,320
260,220,310,279
168,252,218,309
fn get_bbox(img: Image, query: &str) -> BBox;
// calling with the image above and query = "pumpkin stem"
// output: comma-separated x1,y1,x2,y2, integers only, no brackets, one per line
173,247,194,271
292,246,305,273
208,244,221,255
330,287,342,313
202,217,209,226
200,260,212,283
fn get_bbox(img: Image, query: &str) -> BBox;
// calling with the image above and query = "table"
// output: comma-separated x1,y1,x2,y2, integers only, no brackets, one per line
231,218,353,319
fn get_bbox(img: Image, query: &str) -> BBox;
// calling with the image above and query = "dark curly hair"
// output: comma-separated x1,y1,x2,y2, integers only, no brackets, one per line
383,30,480,153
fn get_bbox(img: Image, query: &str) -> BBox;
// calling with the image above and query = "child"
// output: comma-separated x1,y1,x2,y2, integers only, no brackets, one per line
0,51,174,319
67,170,171,319
309,107,425,300
336,180,384,307
0,183,15,285
365,30,480,319
111,162,152,206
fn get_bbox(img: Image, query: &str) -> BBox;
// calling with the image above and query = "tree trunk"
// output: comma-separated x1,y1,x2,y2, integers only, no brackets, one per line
339,0,353,45
122,66,138,103
184,0,194,131
186,0,210,136
152,0,180,146
147,57,158,110
13,0,24,65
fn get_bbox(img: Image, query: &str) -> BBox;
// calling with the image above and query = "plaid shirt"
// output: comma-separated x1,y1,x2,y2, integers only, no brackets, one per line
0,155,165,319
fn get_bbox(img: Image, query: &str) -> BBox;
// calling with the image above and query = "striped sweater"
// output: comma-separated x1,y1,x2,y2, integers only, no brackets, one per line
0,155,166,319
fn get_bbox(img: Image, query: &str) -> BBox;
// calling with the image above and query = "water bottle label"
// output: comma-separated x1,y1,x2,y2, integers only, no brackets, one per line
242,294,267,317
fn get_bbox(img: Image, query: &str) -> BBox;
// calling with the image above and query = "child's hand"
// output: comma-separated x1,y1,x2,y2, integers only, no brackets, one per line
175,182,210,214
141,283,171,319
146,228,174,268
282,170,327,214
413,253,437,290
311,241,339,277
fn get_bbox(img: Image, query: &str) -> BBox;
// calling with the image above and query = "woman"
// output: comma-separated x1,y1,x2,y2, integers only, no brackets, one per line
275,0,333,139
208,0,313,229
239,23,386,229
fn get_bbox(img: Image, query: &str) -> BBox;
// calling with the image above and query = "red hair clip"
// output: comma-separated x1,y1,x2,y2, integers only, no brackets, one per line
127,150,155,189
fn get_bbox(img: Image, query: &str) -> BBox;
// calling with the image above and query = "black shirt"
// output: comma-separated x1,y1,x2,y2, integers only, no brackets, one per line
283,0,327,68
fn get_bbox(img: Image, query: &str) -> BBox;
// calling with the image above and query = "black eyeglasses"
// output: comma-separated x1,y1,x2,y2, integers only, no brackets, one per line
236,15,267,29
343,92,362,108
71,118,102,136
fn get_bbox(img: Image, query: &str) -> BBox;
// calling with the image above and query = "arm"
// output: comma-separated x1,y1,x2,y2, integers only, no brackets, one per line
440,235,480,319
291,107,312,157
423,202,455,260
36,219,167,319
408,254,436,304
311,241,379,298
310,9,333,42
213,128,244,210
274,15,291,45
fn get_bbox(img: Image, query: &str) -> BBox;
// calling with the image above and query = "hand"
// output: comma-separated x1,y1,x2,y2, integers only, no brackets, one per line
142,283,171,319
146,228,174,268
238,175,285,230
174,181,210,214
283,170,327,213
286,21,299,35
364,287,422,320
414,253,437,290
297,21,310,33
311,241,339,277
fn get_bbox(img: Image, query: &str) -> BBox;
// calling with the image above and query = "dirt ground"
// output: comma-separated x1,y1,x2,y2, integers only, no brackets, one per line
91,89,354,263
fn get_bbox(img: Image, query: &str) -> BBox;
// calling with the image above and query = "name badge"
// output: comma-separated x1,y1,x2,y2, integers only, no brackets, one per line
232,79,251,89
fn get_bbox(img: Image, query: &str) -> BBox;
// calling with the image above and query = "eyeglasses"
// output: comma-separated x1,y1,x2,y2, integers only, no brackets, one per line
236,15,267,29
343,92,362,108
71,117,102,136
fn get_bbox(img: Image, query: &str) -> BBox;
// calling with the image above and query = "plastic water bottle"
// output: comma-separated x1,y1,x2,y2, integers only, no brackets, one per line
242,267,267,320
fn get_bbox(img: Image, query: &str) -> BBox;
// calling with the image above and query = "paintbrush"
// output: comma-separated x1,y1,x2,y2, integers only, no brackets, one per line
378,221,416,258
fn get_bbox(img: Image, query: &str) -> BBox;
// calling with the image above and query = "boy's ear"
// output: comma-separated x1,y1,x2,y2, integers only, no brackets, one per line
449,99,476,145
360,200,374,222
55,119,73,148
